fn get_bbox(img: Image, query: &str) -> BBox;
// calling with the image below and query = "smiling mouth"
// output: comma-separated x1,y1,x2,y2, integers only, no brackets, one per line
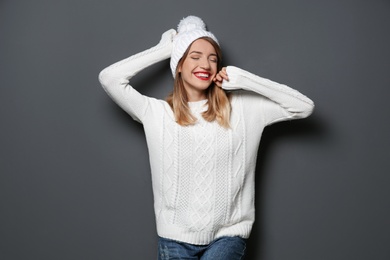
194,72,211,80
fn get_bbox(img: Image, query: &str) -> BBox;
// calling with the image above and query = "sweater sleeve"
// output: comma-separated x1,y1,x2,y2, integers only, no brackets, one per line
222,66,314,125
98,29,176,123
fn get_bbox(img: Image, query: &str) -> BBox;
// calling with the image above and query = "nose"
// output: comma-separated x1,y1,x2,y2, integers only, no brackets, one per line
200,58,211,70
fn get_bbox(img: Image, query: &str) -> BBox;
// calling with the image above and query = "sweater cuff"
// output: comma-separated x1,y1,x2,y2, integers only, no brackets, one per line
221,66,243,91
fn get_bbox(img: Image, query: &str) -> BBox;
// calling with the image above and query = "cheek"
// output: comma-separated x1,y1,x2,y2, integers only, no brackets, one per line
211,64,218,73
179,61,191,74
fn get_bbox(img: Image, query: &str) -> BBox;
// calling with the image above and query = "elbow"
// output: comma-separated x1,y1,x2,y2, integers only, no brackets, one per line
98,69,108,87
98,68,128,90
300,101,315,119
98,68,117,92
289,100,314,119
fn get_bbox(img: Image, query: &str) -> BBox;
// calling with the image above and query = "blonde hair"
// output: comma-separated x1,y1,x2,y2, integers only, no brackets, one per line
166,37,231,128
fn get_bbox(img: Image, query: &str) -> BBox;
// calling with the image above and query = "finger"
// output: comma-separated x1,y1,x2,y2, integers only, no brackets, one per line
219,73,228,82
219,68,229,81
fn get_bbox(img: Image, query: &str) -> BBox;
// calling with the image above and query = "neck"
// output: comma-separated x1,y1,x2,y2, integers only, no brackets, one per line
185,89,207,102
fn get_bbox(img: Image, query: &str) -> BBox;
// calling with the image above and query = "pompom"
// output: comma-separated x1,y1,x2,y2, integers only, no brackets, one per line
177,16,206,33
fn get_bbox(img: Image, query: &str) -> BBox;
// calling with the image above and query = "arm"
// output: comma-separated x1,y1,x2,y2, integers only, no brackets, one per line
98,29,176,122
218,66,314,124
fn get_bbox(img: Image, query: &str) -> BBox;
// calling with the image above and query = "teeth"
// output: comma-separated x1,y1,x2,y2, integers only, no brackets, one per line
195,73,209,78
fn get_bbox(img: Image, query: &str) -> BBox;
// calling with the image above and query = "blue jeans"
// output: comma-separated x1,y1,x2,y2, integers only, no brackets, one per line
157,236,246,260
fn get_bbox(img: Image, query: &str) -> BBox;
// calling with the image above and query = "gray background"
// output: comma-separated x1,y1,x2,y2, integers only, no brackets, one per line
1,0,389,259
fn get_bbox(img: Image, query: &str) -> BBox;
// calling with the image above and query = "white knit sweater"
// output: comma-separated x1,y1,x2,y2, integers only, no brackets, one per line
99,31,314,245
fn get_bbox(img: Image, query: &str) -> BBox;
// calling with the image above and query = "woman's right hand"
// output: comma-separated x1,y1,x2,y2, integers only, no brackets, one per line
159,29,177,46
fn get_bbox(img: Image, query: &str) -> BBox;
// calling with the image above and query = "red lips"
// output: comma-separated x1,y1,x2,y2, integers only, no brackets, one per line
194,71,211,81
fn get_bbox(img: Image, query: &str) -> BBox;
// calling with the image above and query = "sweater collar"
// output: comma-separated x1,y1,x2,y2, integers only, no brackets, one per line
188,99,208,112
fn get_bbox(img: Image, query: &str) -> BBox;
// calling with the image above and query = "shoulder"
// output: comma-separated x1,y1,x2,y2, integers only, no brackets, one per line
143,96,175,121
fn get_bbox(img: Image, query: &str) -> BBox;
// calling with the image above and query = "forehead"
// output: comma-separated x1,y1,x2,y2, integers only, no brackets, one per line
188,38,216,54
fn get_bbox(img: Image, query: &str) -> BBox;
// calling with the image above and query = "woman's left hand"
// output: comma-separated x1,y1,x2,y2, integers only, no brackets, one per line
213,67,229,88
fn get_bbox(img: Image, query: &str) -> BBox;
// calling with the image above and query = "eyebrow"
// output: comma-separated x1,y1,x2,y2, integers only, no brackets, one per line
189,51,217,57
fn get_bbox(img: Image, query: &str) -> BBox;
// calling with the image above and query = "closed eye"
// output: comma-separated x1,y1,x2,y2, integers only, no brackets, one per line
209,54,218,63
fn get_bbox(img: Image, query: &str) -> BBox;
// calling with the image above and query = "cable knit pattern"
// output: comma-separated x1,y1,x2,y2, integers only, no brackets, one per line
190,116,215,231
99,32,314,245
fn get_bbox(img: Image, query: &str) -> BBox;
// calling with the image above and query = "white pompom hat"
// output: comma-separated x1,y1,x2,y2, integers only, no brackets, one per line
170,15,219,77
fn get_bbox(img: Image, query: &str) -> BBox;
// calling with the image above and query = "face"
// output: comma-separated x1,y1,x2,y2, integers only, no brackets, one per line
178,38,218,101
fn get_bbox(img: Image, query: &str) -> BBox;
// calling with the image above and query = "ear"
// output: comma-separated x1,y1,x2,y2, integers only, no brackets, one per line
178,64,182,73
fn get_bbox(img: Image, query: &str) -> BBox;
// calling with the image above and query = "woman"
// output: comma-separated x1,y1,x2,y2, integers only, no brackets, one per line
99,15,314,260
